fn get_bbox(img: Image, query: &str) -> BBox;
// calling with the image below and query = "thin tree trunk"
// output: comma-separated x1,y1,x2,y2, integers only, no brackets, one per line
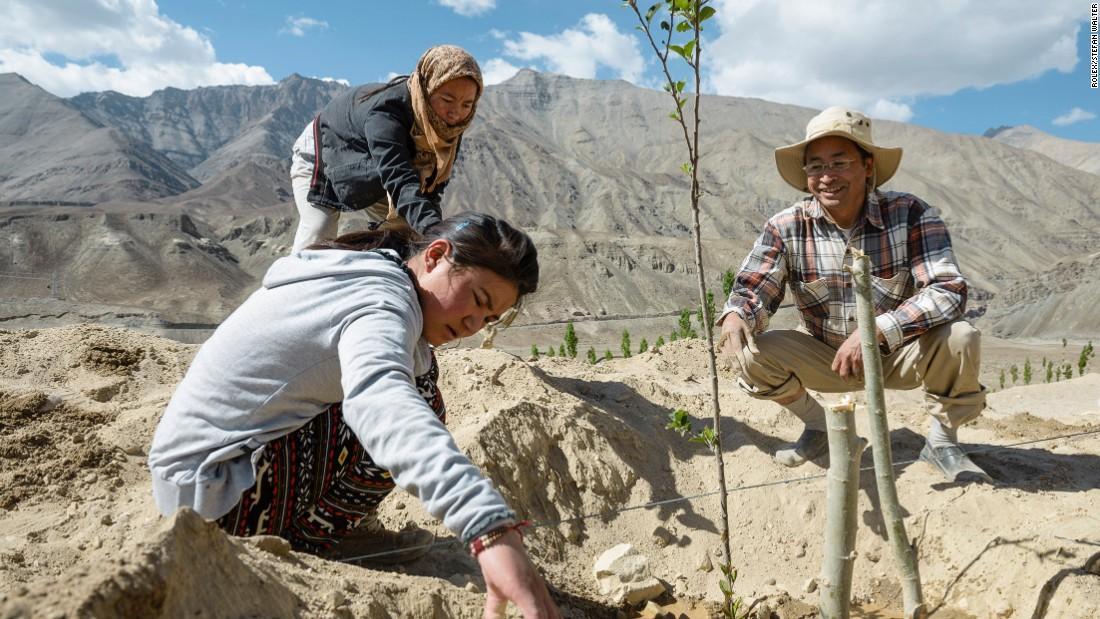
850,249,926,619
820,398,860,618
687,19,732,572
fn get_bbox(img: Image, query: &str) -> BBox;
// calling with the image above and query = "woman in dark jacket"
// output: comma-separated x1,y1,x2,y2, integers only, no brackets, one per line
290,45,482,252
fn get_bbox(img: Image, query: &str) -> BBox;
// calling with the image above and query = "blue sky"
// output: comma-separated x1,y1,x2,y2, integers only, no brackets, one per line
2,0,1098,142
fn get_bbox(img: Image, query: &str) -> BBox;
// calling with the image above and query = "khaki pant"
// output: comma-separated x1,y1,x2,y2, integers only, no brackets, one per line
290,120,390,253
738,320,986,431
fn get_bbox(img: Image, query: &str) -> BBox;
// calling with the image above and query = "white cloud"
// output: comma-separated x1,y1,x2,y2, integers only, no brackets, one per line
867,100,914,123
1052,106,1096,126
280,16,328,37
482,58,521,85
314,76,351,87
707,0,1079,118
438,0,495,17
0,0,273,97
498,13,644,83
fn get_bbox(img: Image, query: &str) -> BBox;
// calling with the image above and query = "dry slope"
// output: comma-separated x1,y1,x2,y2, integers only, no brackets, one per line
0,325,1097,618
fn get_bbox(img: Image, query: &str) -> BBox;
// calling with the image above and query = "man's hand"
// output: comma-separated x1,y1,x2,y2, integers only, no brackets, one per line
477,530,559,619
831,328,886,380
831,331,864,380
718,313,759,376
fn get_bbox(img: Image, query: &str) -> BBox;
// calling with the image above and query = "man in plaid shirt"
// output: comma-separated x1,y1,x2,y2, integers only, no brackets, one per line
718,107,989,483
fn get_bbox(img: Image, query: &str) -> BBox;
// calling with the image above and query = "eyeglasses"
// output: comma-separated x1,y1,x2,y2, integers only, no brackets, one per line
802,159,856,176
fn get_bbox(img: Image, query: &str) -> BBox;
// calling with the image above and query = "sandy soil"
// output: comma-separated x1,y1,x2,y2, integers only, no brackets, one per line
0,324,1098,618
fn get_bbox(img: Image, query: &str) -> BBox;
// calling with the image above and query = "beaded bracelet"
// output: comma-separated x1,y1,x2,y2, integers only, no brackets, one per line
469,520,532,557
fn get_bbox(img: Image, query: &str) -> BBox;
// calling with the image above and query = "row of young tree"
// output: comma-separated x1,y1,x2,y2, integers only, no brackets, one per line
997,341,1095,389
530,282,735,364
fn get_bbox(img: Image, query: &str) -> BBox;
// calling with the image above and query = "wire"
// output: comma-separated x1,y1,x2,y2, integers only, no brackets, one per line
334,427,1100,563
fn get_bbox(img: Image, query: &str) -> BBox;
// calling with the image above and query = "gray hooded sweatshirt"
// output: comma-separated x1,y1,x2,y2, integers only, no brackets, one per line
148,249,514,543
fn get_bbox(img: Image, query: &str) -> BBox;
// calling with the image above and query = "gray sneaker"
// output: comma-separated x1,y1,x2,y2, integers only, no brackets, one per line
324,515,436,565
775,428,829,467
919,443,993,483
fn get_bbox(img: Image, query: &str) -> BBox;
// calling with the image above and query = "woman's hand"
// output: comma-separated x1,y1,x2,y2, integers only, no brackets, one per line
476,530,559,619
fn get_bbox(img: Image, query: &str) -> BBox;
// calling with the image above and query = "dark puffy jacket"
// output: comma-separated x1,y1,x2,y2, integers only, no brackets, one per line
307,79,456,232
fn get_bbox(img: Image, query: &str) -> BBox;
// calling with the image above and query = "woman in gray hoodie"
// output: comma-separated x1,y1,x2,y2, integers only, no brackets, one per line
149,212,558,618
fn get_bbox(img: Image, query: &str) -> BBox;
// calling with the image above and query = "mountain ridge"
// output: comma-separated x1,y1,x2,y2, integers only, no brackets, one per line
2,71,1098,339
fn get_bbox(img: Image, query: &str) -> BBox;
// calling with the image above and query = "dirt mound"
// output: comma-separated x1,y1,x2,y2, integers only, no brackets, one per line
8,509,302,618
1,326,1098,618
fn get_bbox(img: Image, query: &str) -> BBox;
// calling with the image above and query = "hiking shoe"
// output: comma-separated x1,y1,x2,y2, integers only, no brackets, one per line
775,428,829,467
323,516,436,565
919,443,993,484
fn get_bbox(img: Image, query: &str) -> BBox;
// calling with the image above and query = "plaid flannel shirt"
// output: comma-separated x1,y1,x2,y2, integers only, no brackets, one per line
718,190,969,353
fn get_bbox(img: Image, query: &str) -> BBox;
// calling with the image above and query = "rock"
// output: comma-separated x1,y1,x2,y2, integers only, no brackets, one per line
754,600,774,619
652,526,674,548
803,577,818,593
464,581,480,593
249,535,292,558
593,543,666,605
325,590,346,608
447,574,467,587
697,553,713,573
866,549,880,563
642,601,666,617
764,577,776,586
795,545,806,558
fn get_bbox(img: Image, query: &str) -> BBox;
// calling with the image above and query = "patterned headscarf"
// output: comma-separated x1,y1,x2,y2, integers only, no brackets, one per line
407,45,483,193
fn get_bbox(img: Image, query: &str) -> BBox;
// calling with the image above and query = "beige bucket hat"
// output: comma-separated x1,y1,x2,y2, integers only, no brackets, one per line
774,106,903,192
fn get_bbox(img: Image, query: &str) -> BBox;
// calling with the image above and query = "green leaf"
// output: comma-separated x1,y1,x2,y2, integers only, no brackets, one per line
665,408,693,436
675,79,686,93
699,5,716,22
692,425,717,447
669,111,681,121
673,0,691,11
660,19,670,31
681,162,693,174
676,20,692,32
669,44,684,57
645,2,660,22
682,39,696,59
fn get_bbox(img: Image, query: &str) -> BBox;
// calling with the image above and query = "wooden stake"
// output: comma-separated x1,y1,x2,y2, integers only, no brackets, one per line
821,396,860,619
850,248,926,619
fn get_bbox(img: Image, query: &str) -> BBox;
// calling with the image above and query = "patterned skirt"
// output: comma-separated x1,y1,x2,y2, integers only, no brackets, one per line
216,356,445,554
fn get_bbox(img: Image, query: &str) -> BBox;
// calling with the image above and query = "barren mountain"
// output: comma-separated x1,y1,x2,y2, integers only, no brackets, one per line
70,74,347,181
0,74,198,204
986,124,1100,175
2,70,1100,340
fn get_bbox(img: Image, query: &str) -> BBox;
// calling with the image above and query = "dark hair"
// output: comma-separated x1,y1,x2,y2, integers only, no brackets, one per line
356,75,408,105
311,212,539,299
